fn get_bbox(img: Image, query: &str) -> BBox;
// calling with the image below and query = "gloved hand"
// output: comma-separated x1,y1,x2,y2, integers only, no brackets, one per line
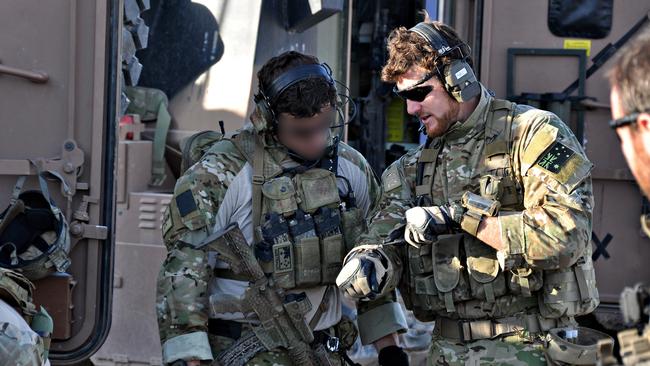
404,205,461,247
378,345,409,366
336,248,391,300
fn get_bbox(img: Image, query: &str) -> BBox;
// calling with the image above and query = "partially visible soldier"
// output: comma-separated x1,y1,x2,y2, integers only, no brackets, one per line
606,29,650,366
337,17,603,365
156,51,408,366
608,29,650,232
0,268,50,366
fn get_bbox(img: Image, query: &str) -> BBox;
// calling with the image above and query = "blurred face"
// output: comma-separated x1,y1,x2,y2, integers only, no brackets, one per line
395,65,460,138
276,105,334,161
610,86,650,197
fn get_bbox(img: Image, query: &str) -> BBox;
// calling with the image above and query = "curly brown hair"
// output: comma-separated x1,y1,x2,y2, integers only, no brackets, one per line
257,51,337,118
381,20,473,83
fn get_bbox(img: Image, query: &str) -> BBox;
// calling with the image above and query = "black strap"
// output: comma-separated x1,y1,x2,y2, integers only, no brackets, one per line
265,64,333,103
562,13,650,97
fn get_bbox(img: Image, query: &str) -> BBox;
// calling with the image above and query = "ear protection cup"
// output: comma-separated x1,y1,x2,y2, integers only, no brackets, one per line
444,59,481,103
409,22,481,103
254,91,275,132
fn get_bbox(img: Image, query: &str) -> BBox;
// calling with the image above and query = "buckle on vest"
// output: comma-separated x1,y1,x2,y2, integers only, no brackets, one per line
252,175,265,185
460,319,495,342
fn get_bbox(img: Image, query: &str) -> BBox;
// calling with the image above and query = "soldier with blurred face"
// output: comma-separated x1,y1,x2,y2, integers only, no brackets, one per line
156,50,408,366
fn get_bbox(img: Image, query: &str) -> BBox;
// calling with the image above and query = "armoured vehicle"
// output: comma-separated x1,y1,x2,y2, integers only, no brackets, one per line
0,0,648,364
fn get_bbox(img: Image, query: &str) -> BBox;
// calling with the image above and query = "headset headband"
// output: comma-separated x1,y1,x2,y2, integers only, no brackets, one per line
262,63,334,103
409,22,454,56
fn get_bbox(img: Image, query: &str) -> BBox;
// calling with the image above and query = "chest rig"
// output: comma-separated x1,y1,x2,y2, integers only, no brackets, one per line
241,132,366,290
402,98,598,323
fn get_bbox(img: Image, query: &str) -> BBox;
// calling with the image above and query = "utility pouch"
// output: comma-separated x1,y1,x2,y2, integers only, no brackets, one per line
290,210,320,287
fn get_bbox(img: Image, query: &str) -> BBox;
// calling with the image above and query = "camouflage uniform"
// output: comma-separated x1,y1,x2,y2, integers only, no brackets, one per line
156,117,407,365
357,86,597,365
0,268,50,366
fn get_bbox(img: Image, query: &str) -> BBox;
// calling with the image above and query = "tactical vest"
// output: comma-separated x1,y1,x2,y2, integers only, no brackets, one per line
401,98,599,324
181,129,367,289
241,131,366,289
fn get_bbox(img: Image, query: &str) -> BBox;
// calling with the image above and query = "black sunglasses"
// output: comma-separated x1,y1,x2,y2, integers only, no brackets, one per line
393,73,436,102
609,113,642,130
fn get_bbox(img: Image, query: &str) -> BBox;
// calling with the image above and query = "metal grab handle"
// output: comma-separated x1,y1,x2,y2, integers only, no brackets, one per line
0,62,49,83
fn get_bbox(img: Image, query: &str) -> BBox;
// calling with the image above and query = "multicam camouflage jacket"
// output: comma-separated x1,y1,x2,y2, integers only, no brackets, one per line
156,126,407,364
359,85,597,324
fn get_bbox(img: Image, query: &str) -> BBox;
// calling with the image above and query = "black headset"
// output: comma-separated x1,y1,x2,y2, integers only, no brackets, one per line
254,63,336,129
409,22,481,102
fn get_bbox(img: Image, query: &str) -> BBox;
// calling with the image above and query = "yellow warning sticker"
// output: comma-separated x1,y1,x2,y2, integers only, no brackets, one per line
387,98,405,142
563,39,591,57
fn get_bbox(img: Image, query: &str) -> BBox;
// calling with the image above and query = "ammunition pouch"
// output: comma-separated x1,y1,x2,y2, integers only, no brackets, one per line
340,206,366,252
402,233,508,319
465,235,507,305
539,249,599,319
256,168,350,290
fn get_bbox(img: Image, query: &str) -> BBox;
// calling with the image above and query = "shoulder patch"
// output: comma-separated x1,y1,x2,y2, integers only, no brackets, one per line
171,179,211,231
175,190,198,217
537,141,574,174
382,164,402,192
534,141,593,191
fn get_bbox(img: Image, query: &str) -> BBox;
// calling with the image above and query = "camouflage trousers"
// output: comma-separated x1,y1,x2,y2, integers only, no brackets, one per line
209,332,344,366
427,333,548,366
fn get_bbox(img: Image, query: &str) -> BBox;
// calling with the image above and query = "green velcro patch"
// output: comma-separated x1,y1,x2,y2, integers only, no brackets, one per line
175,190,198,217
382,165,402,192
536,141,574,174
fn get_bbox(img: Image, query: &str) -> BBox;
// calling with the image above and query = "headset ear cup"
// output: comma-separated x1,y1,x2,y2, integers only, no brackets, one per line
444,59,480,103
254,93,275,132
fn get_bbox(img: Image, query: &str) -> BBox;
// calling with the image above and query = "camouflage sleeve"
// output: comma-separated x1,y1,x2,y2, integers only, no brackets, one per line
498,110,594,271
156,145,242,364
359,151,418,262
355,153,418,344
364,159,382,218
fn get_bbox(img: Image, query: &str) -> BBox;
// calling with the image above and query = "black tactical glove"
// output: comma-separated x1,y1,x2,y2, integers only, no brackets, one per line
378,345,409,366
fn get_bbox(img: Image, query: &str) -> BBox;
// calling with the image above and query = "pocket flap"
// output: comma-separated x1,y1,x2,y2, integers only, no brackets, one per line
296,169,340,212
262,176,296,200
433,234,463,293
262,176,297,215
464,236,500,284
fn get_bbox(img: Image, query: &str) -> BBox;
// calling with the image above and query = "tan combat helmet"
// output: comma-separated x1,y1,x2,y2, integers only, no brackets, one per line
0,173,71,281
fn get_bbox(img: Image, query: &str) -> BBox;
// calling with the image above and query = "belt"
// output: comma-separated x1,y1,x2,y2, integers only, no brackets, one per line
435,316,526,342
